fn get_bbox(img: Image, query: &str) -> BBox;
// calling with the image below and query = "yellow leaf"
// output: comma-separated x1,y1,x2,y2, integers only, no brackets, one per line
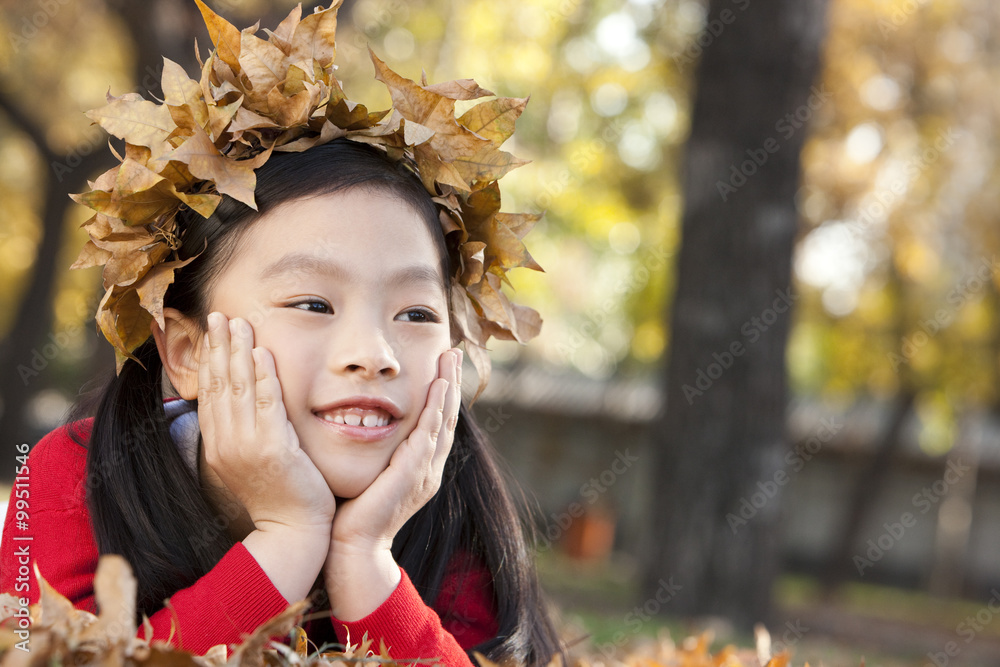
70,239,113,270
422,78,495,100
289,2,342,67
458,96,529,146
86,95,176,150
136,257,199,330
151,126,265,209
267,4,302,54
194,0,241,76
162,57,209,130
239,31,287,93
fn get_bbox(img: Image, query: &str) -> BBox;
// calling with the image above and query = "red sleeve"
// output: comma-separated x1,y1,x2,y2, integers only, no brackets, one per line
0,421,292,657
331,550,498,665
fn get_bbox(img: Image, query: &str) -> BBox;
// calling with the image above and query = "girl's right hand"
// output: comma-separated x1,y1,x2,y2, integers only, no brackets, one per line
197,311,336,534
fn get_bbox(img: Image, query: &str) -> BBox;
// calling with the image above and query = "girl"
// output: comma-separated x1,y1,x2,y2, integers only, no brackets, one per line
0,138,561,665
0,3,562,662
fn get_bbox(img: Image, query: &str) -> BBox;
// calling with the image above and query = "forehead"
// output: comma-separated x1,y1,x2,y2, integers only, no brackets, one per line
229,189,447,286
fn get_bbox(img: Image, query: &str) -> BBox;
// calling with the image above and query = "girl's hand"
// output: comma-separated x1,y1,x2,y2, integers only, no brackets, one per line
322,347,462,618
198,311,336,535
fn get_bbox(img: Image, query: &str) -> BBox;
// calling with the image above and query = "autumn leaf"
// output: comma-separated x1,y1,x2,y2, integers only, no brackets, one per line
150,125,266,209
458,96,529,145
136,257,199,330
72,0,544,390
162,57,210,131
239,31,287,94
288,2,342,67
194,0,241,75
86,94,175,150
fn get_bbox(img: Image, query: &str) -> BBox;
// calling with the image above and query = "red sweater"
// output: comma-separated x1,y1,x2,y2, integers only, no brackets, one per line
0,419,498,663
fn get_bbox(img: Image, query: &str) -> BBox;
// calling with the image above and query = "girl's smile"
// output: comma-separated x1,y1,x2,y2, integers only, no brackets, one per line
312,395,402,441
195,188,452,499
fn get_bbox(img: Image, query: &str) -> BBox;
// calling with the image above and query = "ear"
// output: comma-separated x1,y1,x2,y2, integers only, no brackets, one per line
151,308,204,401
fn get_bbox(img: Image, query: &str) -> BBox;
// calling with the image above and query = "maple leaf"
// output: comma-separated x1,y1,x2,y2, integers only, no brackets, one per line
458,96,529,146
194,0,241,76
86,93,175,150
150,125,268,209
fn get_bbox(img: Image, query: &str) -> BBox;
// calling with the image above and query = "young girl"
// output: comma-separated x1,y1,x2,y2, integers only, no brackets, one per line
0,3,561,665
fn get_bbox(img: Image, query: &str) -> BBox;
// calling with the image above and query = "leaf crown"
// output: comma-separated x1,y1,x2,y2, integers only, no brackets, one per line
70,0,543,401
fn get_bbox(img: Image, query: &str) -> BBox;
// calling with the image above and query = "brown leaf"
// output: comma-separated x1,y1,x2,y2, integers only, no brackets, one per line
194,0,242,76
239,32,286,94
86,95,176,150
458,96,528,146
73,160,219,225
459,241,486,286
151,126,264,209
267,4,302,54
136,257,199,331
89,554,137,646
207,95,244,140
70,239,113,270
225,599,308,667
422,78,495,101
450,280,491,403
228,106,280,134
288,2,342,67
162,57,209,130
495,211,542,240
108,288,155,372
266,85,315,127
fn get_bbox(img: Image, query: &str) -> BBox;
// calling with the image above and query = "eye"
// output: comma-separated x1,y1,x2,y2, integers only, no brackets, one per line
290,299,331,314
396,308,441,324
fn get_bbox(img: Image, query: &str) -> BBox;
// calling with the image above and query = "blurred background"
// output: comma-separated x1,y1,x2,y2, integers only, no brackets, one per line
2,0,1000,664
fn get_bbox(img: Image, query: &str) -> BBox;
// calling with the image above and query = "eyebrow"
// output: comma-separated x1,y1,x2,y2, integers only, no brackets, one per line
258,252,445,293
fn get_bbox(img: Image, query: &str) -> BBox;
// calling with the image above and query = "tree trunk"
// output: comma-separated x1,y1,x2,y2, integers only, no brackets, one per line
642,0,831,628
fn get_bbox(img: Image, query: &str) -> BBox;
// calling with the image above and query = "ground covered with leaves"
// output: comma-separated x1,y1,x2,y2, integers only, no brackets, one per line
0,555,836,667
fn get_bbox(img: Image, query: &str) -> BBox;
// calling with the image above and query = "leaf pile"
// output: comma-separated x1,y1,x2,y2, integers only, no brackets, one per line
0,557,856,667
71,0,543,399
0,556,411,667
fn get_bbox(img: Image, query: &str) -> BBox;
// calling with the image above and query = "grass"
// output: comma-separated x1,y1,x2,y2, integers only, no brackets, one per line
536,550,1000,666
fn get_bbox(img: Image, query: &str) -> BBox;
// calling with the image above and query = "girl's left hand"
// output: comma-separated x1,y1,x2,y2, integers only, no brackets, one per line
322,347,462,617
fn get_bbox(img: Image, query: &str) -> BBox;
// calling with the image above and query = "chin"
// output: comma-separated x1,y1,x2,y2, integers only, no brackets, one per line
330,477,375,500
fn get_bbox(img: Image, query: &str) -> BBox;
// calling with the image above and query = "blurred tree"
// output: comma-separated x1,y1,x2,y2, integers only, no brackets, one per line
643,0,830,628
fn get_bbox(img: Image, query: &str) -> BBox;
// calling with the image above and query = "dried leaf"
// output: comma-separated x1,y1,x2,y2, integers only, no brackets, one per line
151,126,264,209
194,0,242,76
267,4,302,54
239,32,286,94
422,78,494,101
288,2,342,67
458,96,528,146
163,57,210,131
86,95,175,149
71,239,113,270
136,257,199,330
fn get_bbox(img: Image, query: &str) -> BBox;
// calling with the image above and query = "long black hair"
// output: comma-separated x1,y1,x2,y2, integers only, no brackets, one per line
67,139,562,665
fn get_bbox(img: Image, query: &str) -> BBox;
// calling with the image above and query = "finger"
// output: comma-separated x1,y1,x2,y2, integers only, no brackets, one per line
252,346,293,449
430,349,462,473
206,312,233,436
401,377,448,464
197,330,216,449
227,317,256,423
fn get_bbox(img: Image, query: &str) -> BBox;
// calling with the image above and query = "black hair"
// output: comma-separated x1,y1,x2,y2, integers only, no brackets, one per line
67,139,562,665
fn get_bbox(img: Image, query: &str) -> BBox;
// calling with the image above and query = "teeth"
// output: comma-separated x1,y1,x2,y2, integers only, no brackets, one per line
320,410,390,427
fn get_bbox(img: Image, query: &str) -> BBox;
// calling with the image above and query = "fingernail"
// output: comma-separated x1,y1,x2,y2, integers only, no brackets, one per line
230,318,244,336
208,312,222,331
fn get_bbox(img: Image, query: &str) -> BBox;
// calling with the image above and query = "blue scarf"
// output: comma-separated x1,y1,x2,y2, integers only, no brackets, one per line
164,397,200,477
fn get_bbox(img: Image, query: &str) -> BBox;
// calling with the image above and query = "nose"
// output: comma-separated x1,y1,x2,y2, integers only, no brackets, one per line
328,316,401,380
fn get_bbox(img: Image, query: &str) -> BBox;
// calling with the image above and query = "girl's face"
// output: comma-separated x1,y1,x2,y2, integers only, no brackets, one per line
204,188,452,499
